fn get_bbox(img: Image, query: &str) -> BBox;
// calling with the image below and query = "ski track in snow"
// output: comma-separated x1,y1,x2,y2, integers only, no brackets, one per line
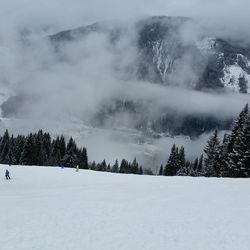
1,165,250,250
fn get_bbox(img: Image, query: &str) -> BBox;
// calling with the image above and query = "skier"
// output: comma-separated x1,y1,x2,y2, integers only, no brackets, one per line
76,165,79,172
5,169,11,180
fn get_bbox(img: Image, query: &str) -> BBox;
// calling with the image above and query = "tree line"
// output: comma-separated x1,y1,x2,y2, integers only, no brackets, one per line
0,104,249,178
0,130,88,169
160,104,250,178
0,129,146,175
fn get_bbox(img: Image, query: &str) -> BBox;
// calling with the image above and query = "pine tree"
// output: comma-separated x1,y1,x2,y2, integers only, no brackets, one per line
111,160,119,173
203,130,221,177
98,160,107,171
138,166,143,175
78,147,88,169
176,146,187,176
59,135,66,159
7,135,17,165
131,158,139,174
107,164,111,172
15,135,25,164
90,161,97,170
20,134,34,165
120,159,129,173
242,115,250,174
61,137,77,168
227,105,249,177
179,146,186,168
197,154,203,176
0,130,10,164
51,136,61,166
158,164,163,175
218,134,230,177
192,157,199,176
164,144,180,176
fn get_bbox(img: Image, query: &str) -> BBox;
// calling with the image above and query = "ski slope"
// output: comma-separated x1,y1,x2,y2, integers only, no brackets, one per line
1,165,250,250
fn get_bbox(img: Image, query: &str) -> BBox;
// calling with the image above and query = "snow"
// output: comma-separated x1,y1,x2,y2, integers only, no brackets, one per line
221,64,250,93
196,37,216,53
220,53,250,93
152,40,174,81
1,165,250,250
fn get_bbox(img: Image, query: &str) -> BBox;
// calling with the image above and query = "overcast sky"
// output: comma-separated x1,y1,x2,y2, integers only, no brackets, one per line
0,0,250,42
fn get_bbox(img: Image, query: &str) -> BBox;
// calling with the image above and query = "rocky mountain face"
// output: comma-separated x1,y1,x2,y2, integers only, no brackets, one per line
50,16,250,93
1,16,248,138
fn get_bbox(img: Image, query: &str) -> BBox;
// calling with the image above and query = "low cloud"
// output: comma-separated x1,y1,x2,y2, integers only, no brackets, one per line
0,1,249,167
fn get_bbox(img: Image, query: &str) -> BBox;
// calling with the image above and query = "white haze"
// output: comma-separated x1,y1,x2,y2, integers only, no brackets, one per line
0,0,249,169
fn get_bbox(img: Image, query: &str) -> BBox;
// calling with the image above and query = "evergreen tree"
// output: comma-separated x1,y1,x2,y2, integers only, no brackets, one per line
138,166,143,175
131,158,139,174
51,137,61,166
15,135,25,164
0,130,10,164
97,160,107,171
203,130,221,177
226,105,249,177
179,146,186,168
111,160,119,173
164,144,180,176
158,164,163,175
78,147,88,169
90,161,97,170
242,115,250,173
7,135,17,165
20,134,34,165
59,135,66,159
197,154,203,176
176,146,187,176
107,164,111,172
219,134,230,177
192,157,199,176
120,159,129,173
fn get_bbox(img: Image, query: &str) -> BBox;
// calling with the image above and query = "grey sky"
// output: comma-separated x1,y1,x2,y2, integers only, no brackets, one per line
0,0,250,42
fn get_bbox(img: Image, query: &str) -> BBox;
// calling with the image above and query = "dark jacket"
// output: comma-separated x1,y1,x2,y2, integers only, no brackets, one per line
5,170,9,176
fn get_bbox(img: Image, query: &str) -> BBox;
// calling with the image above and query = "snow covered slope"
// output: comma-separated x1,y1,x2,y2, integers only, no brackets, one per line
1,165,250,250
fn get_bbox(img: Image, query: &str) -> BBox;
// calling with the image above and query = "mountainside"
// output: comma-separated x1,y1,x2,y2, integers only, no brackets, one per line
0,16,248,144
50,16,250,93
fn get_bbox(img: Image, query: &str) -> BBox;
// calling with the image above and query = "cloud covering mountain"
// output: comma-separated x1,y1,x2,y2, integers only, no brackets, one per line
0,0,249,169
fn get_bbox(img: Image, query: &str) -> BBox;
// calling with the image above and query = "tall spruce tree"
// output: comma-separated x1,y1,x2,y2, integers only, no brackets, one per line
164,144,180,176
203,130,221,177
242,115,250,172
78,147,88,169
131,158,139,174
197,154,203,176
158,164,163,175
0,130,10,164
111,160,119,173
177,146,187,176
120,159,129,173
20,134,34,165
226,105,249,177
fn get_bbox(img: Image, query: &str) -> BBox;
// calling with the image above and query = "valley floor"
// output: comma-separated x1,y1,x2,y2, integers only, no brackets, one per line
1,165,250,250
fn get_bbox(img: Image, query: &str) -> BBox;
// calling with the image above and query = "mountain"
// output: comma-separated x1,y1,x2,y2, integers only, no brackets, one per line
0,16,248,139
49,16,250,93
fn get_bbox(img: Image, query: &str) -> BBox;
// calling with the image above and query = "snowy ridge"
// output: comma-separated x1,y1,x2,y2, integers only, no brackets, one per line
152,40,174,81
196,37,216,54
221,55,250,93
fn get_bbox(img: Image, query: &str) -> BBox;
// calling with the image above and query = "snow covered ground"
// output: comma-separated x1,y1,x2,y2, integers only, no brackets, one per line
1,165,250,250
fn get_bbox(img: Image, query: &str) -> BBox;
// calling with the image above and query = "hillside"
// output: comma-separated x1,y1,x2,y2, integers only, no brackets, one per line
1,165,250,250
50,16,250,93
